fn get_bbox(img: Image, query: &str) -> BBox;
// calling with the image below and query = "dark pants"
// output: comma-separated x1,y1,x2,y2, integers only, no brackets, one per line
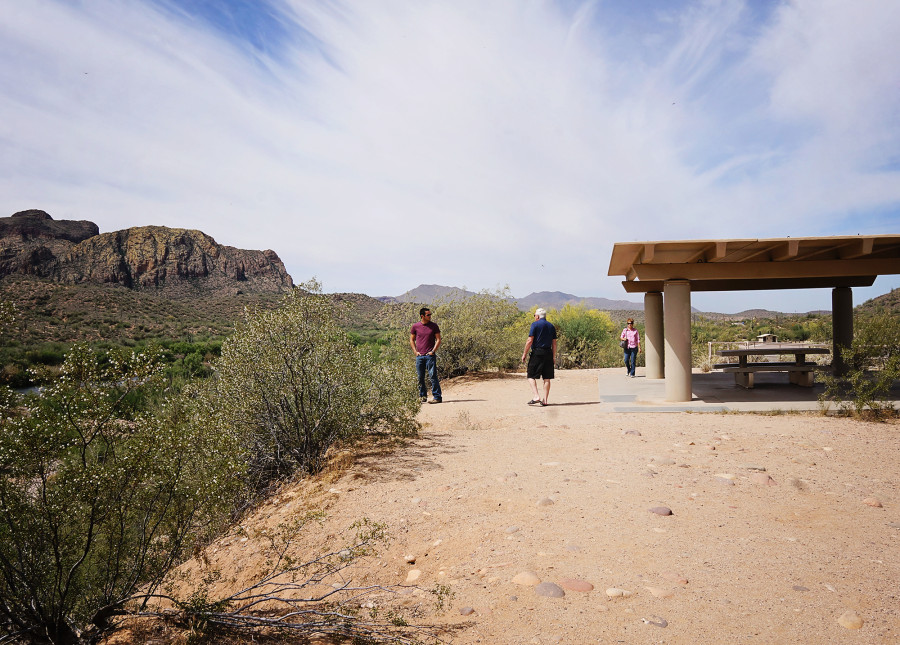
416,354,441,399
623,347,638,376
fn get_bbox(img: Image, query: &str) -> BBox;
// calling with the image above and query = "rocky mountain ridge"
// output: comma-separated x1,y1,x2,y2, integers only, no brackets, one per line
0,210,293,295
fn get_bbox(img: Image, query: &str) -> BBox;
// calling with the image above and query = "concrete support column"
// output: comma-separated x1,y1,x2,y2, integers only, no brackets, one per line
643,291,664,379
832,287,853,377
664,280,693,402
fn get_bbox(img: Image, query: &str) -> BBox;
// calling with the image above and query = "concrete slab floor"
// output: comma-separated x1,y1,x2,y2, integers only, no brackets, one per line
596,367,900,413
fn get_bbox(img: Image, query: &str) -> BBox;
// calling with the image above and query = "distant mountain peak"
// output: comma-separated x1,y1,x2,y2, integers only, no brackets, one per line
383,284,644,311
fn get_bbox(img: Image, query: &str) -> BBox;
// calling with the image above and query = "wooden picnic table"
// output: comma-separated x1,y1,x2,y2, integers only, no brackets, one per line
714,344,831,389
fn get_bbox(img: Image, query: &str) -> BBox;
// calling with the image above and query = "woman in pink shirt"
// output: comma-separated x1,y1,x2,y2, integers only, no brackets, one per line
620,318,640,377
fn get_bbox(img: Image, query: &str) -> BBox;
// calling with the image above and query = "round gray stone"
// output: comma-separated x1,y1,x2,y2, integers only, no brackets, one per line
535,582,566,598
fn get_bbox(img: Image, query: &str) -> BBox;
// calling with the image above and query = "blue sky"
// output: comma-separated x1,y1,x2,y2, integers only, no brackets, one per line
2,0,899,313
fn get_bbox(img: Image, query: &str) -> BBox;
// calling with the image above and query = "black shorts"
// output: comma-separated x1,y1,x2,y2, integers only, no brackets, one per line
527,348,554,380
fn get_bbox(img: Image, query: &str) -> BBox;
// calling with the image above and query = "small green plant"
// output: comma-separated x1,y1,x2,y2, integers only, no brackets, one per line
431,584,455,612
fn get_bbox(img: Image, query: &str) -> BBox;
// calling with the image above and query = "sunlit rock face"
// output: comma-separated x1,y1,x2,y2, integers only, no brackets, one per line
0,210,293,295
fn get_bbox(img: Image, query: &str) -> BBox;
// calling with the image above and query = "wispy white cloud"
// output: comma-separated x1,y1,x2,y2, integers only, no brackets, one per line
1,0,898,311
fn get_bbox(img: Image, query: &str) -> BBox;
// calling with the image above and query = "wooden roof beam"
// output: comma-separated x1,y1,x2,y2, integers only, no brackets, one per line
771,239,800,261
632,257,900,281
685,242,720,264
839,237,874,259
621,276,877,293
731,245,772,262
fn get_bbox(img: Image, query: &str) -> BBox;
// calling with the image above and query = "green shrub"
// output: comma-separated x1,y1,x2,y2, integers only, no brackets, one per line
549,304,616,368
820,312,900,418
200,281,419,494
24,343,67,366
0,344,241,643
426,288,522,378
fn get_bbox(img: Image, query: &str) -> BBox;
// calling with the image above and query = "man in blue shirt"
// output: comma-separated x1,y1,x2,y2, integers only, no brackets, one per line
521,308,557,406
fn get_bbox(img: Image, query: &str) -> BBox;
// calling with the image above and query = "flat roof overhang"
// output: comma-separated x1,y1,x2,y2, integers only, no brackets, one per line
608,235,900,292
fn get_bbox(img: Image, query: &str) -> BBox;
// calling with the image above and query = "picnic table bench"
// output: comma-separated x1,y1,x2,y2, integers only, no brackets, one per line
714,345,831,389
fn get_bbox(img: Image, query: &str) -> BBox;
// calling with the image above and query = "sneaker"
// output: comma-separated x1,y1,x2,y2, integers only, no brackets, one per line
429,398,442,404
420,396,428,403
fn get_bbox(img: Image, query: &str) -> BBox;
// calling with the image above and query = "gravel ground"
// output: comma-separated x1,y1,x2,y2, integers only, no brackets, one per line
172,369,900,644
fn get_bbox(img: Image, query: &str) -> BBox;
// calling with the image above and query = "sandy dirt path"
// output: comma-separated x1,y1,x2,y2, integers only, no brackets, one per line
193,369,900,644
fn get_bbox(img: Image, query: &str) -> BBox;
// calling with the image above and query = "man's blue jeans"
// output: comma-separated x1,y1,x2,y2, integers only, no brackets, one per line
416,354,441,399
623,347,638,376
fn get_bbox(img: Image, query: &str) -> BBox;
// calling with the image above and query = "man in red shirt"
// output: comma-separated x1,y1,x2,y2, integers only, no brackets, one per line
410,307,442,403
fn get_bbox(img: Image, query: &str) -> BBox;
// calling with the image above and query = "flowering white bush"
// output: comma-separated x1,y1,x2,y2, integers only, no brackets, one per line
0,343,241,643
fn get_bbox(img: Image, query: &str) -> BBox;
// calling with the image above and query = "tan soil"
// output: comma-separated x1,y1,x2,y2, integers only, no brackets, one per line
172,369,899,644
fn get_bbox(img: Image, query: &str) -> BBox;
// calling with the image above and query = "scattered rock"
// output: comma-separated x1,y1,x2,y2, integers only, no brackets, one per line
606,588,633,598
537,498,555,507
644,616,668,628
714,473,737,480
624,430,641,436
559,579,593,592
404,555,416,564
863,497,883,508
535,582,566,598
512,571,541,586
837,610,863,629
406,570,421,583
742,464,767,471
644,587,674,598
715,477,735,486
750,472,777,486
649,506,673,516
505,526,521,534
652,458,677,466
792,585,809,592
459,607,475,616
